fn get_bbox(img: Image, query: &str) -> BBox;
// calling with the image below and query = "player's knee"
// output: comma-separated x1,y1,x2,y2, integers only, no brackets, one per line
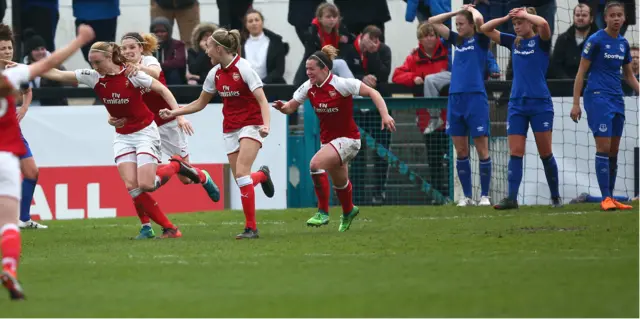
309,159,324,172
510,147,525,157
24,166,39,180
138,183,155,192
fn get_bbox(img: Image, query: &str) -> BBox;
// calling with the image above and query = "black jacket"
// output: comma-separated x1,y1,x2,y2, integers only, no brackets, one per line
241,28,289,84
187,49,212,85
154,0,197,10
288,0,325,28
550,24,599,79
333,0,391,25
343,39,392,97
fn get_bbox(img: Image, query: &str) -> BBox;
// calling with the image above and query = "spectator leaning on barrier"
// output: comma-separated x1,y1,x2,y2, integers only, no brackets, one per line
150,0,200,49
392,22,450,199
343,25,392,205
151,17,187,85
241,9,289,84
293,2,355,86
187,22,217,85
550,3,599,79
22,29,69,106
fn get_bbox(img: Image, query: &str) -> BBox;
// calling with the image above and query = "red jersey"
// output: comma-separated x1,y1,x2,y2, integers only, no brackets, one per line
0,64,29,157
75,68,155,134
293,73,362,144
139,56,172,127
203,55,264,133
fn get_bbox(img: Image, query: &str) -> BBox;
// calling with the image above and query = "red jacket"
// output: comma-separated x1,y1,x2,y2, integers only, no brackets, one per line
392,40,449,133
311,18,340,48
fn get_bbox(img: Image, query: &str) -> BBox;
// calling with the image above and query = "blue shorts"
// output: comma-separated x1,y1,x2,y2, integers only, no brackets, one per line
446,92,490,137
507,98,554,136
584,92,625,138
20,134,33,159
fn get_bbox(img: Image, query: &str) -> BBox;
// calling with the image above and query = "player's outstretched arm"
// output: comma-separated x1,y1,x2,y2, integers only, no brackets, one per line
358,84,396,132
272,99,301,115
570,58,591,122
160,90,214,119
29,25,94,80
622,64,639,94
252,87,271,137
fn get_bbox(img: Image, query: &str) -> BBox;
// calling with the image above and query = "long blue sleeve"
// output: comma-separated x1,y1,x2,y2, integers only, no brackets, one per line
405,0,419,22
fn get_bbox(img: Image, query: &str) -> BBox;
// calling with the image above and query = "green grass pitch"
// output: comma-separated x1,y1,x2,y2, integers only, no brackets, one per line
2,203,638,317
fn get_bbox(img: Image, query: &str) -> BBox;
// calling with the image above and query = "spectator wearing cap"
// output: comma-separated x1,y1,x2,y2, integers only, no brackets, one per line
343,25,393,205
550,3,599,79
22,29,69,106
241,9,289,84
73,0,119,64
150,0,200,48
151,17,187,85
187,22,217,85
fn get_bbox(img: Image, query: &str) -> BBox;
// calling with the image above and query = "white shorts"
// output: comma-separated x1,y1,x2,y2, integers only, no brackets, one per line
223,125,264,155
158,119,189,159
0,152,21,200
323,137,361,164
113,122,161,163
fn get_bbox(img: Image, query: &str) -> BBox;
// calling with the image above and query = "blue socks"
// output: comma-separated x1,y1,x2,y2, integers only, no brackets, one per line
609,156,617,195
20,178,37,222
457,157,472,198
541,154,560,198
595,152,611,198
508,155,523,200
479,157,492,197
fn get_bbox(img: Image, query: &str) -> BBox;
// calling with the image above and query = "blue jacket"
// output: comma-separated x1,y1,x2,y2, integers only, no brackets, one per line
405,0,451,22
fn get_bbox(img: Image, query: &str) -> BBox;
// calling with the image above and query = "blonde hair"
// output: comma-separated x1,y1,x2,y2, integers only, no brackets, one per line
308,45,338,70
417,22,437,39
210,28,241,55
121,32,159,55
90,41,127,65
514,7,538,48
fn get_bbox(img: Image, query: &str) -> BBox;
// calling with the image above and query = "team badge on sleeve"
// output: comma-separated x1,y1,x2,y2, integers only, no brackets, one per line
620,44,625,53
584,42,591,54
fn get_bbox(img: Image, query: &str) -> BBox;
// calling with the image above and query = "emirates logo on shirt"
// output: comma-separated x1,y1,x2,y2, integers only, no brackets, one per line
219,85,240,97
102,92,130,105
315,102,339,113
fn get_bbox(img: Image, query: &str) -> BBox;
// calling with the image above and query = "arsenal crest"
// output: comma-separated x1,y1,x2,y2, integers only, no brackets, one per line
329,90,337,97
232,72,241,81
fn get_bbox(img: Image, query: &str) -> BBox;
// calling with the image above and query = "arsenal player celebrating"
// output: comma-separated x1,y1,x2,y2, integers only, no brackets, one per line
0,24,95,300
160,28,274,240
118,32,221,239
40,41,208,239
273,45,395,232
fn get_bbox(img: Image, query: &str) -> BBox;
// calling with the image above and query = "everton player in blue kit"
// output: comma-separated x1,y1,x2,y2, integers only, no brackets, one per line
480,7,561,209
428,5,493,207
570,1,638,211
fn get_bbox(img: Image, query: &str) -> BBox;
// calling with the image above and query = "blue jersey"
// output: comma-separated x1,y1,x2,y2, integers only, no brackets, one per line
500,33,551,100
445,31,489,94
581,30,632,96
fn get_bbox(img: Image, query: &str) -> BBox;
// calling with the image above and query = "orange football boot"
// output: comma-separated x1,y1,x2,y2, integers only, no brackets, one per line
612,199,633,210
600,197,617,211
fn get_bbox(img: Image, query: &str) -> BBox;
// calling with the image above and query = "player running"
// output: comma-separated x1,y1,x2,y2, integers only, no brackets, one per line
428,5,493,206
570,1,639,211
0,24,47,229
40,41,211,239
273,45,395,231
480,7,562,209
0,24,94,300
159,28,275,239
118,31,220,239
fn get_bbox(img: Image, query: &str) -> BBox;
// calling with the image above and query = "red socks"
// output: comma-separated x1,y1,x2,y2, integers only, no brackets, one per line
156,161,180,183
1,224,21,275
311,171,330,213
237,176,257,230
251,171,267,186
133,192,174,229
335,181,354,214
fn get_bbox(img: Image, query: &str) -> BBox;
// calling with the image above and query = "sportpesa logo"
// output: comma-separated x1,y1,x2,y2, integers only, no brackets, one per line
604,53,624,60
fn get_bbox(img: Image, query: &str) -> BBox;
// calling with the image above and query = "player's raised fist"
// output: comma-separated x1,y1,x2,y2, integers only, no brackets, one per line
159,108,174,119
77,25,96,43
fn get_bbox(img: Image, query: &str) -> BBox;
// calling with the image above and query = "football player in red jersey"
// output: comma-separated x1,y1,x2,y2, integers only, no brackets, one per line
117,32,221,237
0,24,47,230
273,45,395,232
0,24,94,300
160,28,274,239
40,41,211,239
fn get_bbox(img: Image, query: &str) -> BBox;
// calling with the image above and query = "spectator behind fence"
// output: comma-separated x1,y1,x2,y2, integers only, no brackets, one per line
392,22,450,199
21,29,69,106
578,0,635,36
632,46,639,79
241,9,289,84
549,3,598,79
334,0,390,42
293,2,355,87
150,0,200,48
21,0,59,52
187,22,217,85
217,0,253,31
343,25,392,205
73,0,119,65
151,17,187,85
288,0,326,46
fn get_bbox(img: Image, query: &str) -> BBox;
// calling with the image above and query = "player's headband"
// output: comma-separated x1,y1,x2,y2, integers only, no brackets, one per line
121,35,146,45
309,52,333,70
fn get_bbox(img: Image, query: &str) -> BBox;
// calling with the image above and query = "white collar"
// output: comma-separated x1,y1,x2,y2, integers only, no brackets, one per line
249,32,265,41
